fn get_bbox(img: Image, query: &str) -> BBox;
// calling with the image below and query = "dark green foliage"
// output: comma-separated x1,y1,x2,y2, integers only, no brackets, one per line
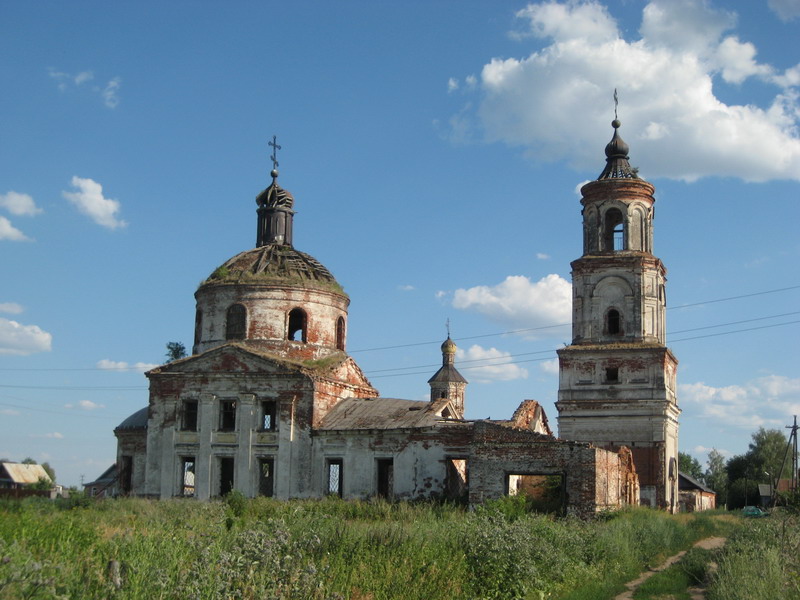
679,452,704,482
165,341,187,362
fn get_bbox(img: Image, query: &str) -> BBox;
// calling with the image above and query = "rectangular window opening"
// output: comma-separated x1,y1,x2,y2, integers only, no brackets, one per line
181,457,196,497
258,458,275,497
446,458,469,502
605,367,619,383
219,400,236,431
327,459,343,497
376,458,393,499
219,456,234,496
261,400,277,431
182,400,198,431
120,455,133,494
506,473,565,515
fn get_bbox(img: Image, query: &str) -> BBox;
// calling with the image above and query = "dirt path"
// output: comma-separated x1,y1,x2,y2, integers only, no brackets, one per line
613,537,727,600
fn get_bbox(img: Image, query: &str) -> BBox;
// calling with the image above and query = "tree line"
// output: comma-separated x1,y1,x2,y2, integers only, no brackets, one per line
679,426,796,508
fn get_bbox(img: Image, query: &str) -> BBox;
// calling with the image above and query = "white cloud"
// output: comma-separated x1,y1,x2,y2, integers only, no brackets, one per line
63,176,127,229
457,344,529,383
30,432,64,439
453,0,800,182
74,71,94,85
448,77,459,93
768,0,800,22
680,375,800,429
0,303,24,315
0,216,31,241
64,400,105,411
693,445,732,458
397,284,415,291
536,252,550,260
0,192,42,216
452,273,571,336
97,359,158,372
102,77,121,108
48,68,120,108
0,318,52,355
0,408,20,416
539,357,559,375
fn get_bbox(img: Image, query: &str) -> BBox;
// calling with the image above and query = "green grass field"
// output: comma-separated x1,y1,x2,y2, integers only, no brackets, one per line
0,494,791,600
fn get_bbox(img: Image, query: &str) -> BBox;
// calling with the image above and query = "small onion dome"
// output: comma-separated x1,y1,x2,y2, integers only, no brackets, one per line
598,119,638,180
441,336,457,355
256,172,294,209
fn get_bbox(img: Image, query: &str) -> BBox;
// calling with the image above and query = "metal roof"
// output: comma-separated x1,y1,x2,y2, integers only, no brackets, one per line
319,397,455,431
0,462,51,484
116,406,149,431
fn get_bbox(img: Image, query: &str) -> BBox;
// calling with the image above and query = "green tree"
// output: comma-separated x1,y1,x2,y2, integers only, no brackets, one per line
679,452,704,481
747,427,788,482
704,448,728,504
21,457,36,464
165,341,187,362
40,461,56,482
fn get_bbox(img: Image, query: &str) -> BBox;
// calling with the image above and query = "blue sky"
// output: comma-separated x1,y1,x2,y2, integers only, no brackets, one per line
1,0,798,488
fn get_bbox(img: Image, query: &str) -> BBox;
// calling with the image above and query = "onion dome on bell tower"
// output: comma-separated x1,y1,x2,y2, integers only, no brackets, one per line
428,329,467,418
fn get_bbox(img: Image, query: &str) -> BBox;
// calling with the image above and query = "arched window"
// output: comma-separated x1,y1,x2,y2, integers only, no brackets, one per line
603,208,625,252
194,309,203,348
335,317,345,351
607,309,622,335
287,308,307,342
225,304,246,340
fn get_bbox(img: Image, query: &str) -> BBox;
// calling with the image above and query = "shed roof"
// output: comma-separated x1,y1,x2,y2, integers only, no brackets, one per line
319,397,459,431
678,472,715,494
0,462,51,485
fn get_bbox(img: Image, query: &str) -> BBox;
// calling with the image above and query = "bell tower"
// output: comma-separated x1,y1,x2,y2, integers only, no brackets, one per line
555,116,680,511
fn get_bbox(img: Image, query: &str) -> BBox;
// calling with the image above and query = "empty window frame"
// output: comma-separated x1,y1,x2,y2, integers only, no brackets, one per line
605,367,619,383
194,309,203,348
445,458,468,501
225,304,247,340
287,308,307,342
219,456,235,496
327,458,343,497
120,455,133,494
607,309,622,335
506,473,565,515
219,400,236,431
335,316,345,351
260,400,277,431
603,208,625,252
259,458,275,497
376,458,394,499
181,457,196,497
182,399,199,431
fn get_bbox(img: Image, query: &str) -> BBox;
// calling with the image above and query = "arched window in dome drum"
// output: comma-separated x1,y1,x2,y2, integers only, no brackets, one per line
194,309,203,348
335,317,345,351
225,304,246,340
288,308,307,343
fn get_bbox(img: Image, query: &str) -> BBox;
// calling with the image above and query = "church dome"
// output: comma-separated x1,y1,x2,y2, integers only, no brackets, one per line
115,407,148,431
201,244,344,295
192,144,350,360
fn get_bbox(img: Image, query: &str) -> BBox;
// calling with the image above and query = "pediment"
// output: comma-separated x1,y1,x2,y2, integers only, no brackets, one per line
147,343,303,376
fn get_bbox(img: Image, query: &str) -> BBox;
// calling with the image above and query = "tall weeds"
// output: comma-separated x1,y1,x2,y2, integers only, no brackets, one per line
0,497,732,600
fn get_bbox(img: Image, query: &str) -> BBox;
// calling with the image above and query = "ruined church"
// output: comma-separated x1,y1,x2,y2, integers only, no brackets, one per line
113,119,679,515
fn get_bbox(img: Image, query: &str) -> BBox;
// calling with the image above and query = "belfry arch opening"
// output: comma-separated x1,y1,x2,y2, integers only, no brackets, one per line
225,304,246,340
603,208,625,252
287,308,308,343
